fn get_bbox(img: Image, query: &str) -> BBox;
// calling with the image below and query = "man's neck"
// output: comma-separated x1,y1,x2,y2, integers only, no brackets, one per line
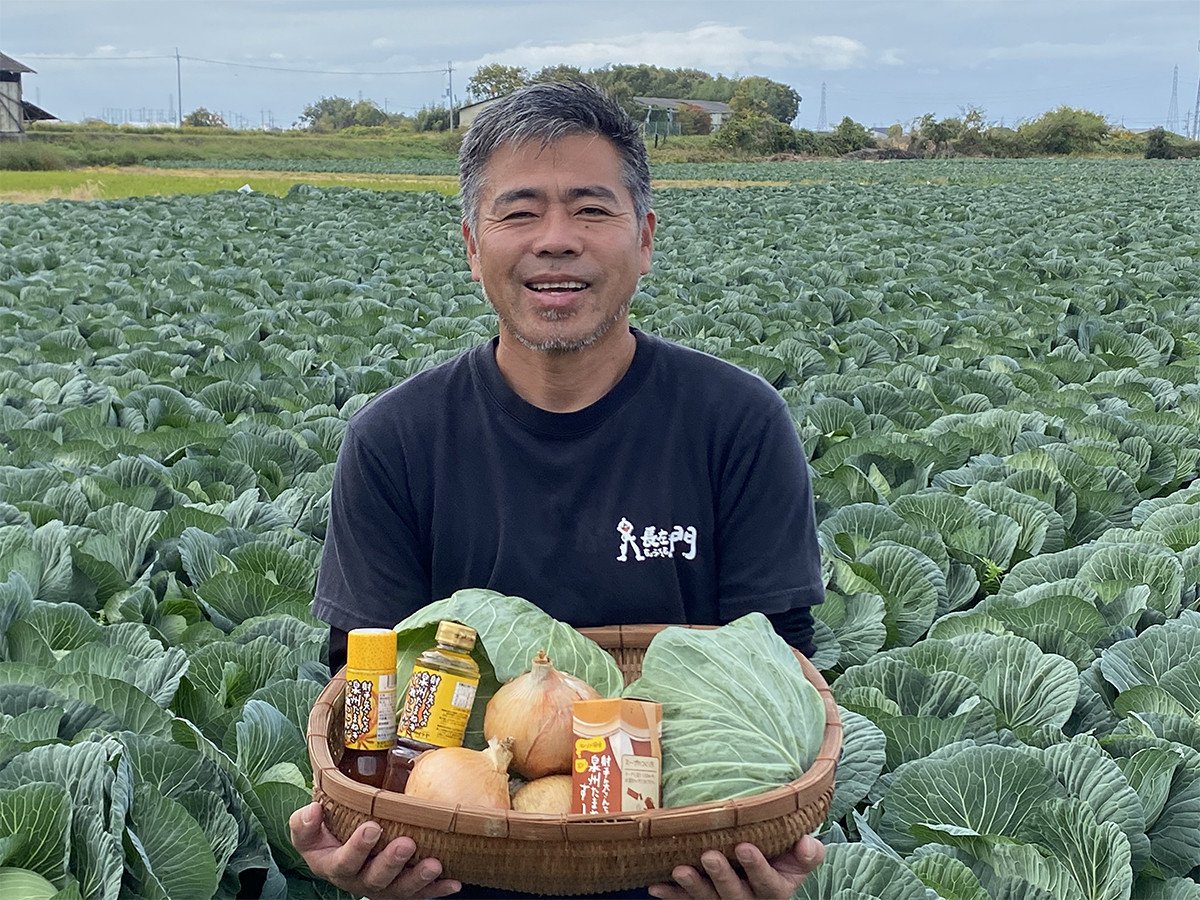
494,326,637,413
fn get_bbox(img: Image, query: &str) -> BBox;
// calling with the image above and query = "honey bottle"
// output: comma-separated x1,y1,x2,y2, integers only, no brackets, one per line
397,621,480,748
338,628,397,787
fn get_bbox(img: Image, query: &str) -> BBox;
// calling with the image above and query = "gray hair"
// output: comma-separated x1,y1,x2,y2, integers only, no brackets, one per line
458,81,651,233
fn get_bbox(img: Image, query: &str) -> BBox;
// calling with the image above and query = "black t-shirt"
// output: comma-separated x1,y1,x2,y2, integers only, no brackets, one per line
313,329,824,654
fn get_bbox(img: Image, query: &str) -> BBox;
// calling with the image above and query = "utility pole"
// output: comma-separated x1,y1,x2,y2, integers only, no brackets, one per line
1167,65,1180,133
1193,40,1200,139
175,48,182,126
447,61,456,128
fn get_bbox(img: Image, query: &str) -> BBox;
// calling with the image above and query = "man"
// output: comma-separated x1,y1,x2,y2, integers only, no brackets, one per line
291,81,825,899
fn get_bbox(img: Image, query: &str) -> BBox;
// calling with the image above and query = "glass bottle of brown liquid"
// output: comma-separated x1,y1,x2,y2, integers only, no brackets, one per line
338,628,397,787
396,621,481,748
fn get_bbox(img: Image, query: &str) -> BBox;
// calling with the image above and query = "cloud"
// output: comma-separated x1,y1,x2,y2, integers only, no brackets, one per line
465,23,868,75
879,48,905,66
370,38,396,50
981,40,1147,62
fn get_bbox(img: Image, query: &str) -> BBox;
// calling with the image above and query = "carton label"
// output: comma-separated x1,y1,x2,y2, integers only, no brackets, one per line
571,699,662,814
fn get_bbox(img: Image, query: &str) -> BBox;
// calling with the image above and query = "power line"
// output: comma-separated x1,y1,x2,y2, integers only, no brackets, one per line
25,53,446,77
29,54,176,61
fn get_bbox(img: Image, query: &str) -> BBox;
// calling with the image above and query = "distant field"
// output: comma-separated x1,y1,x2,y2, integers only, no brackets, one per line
0,166,459,203
5,157,1179,203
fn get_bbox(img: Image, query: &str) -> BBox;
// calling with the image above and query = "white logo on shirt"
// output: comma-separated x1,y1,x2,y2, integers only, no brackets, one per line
616,518,698,562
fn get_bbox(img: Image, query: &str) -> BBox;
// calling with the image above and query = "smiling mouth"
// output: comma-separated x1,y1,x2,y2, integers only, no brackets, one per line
526,280,589,293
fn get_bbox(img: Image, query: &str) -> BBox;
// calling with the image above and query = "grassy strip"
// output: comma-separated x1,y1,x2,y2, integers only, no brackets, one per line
0,167,460,203
7,126,738,170
0,165,785,203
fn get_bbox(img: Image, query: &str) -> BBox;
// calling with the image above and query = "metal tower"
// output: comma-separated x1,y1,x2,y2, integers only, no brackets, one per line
1193,41,1200,139
817,82,828,131
1167,65,1180,133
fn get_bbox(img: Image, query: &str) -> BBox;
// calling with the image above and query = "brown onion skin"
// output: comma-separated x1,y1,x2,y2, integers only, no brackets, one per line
512,775,573,814
404,737,513,810
484,650,601,779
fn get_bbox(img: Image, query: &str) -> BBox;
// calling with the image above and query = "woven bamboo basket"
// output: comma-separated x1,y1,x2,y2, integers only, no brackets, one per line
307,624,842,896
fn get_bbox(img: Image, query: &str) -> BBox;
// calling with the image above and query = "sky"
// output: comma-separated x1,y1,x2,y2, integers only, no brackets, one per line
4,0,1199,132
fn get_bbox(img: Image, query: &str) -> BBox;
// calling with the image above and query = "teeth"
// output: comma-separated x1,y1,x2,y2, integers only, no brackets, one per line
529,281,586,291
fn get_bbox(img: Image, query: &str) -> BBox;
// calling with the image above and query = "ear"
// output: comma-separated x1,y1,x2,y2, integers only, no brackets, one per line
638,210,657,276
462,219,482,282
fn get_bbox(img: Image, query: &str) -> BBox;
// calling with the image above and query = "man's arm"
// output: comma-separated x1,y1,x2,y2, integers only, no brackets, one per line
312,418,430,635
715,391,825,652
329,626,348,674
766,606,816,660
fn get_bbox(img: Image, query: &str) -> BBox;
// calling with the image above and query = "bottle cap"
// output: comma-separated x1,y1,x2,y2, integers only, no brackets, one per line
435,620,477,651
346,628,397,673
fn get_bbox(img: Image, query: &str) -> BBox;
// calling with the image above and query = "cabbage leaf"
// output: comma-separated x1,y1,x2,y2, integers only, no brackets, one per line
624,613,827,806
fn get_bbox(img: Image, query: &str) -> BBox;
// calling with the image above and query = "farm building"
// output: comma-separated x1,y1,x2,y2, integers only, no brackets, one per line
456,96,498,130
1,52,56,140
632,97,733,135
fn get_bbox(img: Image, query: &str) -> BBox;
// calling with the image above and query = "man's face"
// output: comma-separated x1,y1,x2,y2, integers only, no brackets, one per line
463,133,655,354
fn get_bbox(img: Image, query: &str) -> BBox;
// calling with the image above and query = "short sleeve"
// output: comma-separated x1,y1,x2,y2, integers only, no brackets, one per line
714,394,825,624
311,419,430,632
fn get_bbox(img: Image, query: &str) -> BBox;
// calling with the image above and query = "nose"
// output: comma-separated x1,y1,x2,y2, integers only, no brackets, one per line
530,206,582,257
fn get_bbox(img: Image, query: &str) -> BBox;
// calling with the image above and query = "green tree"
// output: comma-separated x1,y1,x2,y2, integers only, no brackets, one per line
828,116,875,154
955,105,987,155
730,76,801,123
1019,106,1109,154
183,107,226,128
677,103,712,136
980,125,1028,158
297,96,355,130
531,65,589,85
351,100,387,128
713,110,798,154
467,64,528,101
414,105,452,132
914,112,956,155
1144,127,1176,159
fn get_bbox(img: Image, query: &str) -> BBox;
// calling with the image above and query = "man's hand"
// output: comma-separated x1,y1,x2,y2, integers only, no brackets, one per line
289,801,461,899
647,835,824,899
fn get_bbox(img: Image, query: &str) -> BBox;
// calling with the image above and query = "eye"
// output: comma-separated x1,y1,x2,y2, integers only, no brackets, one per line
578,206,612,216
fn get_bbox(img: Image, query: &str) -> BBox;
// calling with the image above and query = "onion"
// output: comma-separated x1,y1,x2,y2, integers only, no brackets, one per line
512,775,574,814
484,650,602,779
404,736,514,810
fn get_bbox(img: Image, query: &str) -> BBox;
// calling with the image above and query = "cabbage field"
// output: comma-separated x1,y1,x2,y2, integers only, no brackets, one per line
1,158,1198,899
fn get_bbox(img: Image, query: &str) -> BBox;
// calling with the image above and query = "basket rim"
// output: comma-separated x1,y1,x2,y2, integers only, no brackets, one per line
308,622,842,837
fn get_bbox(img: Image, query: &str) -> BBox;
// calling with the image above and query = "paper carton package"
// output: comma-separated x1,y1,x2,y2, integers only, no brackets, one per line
571,698,662,815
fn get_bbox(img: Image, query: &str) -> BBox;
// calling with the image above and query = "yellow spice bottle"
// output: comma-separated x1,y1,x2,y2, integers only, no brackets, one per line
398,621,480,748
339,628,397,787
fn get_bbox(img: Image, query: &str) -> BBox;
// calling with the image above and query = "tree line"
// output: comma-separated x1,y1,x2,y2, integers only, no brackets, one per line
182,61,1199,161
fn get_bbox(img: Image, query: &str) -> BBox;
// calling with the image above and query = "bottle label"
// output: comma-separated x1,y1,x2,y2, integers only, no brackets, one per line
343,669,397,751
399,664,479,747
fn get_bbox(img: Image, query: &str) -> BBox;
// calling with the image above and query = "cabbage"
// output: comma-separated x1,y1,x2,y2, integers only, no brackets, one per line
0,868,58,900
624,613,827,806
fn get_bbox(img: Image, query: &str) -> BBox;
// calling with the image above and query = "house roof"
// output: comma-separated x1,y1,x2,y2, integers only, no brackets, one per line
459,96,500,113
22,99,57,121
632,97,731,114
1,52,36,75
